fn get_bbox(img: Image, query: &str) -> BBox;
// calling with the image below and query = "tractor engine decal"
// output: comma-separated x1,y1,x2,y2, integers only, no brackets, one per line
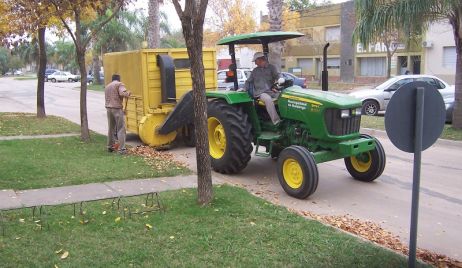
281,94,323,106
288,100,308,110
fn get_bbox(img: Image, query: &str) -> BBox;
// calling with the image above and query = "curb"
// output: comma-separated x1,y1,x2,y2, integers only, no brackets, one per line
0,133,80,141
361,128,462,148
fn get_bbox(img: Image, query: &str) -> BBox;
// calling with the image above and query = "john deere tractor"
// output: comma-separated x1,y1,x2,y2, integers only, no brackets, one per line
200,32,386,199
106,31,386,199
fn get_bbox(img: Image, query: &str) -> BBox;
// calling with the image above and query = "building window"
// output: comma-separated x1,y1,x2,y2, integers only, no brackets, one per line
325,26,340,42
443,46,456,68
359,57,386,76
297,58,313,72
326,58,340,69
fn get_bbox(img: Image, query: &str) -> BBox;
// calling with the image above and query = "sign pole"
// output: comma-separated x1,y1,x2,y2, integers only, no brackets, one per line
408,87,425,268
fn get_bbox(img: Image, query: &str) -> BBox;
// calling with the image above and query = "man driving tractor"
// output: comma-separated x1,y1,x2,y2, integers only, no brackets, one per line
243,52,281,125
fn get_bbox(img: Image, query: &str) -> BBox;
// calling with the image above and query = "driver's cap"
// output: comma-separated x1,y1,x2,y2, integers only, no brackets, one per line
252,52,265,62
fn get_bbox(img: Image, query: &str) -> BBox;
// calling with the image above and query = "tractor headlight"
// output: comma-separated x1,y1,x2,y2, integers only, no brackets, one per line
340,109,350,118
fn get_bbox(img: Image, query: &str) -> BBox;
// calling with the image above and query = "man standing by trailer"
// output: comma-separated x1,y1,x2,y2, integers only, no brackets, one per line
105,74,131,154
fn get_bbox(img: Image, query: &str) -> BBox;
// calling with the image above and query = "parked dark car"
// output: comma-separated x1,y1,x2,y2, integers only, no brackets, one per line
445,96,454,123
44,69,58,82
281,72,307,88
87,72,105,84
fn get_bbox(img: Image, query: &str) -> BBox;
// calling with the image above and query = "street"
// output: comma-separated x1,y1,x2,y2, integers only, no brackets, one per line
1,77,461,259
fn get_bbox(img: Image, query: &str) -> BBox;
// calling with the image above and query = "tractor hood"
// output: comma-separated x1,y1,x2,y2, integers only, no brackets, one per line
281,87,362,108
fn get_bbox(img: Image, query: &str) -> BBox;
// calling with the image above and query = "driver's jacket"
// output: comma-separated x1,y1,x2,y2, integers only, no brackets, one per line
244,63,279,98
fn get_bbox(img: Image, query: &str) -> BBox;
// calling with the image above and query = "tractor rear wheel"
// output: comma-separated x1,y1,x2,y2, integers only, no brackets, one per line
277,146,319,199
207,100,252,173
344,134,386,182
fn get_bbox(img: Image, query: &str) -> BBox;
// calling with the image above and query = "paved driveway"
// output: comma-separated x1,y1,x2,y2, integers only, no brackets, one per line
1,77,461,259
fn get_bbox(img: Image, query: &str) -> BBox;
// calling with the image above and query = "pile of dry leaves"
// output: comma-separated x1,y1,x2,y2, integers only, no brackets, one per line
295,210,462,268
127,146,187,171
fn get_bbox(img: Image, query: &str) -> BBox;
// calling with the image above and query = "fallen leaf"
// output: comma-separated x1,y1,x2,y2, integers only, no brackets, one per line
115,217,121,223
102,211,107,215
19,219,25,223
145,224,153,230
169,236,175,239
55,249,63,254
60,251,69,260
250,222,256,226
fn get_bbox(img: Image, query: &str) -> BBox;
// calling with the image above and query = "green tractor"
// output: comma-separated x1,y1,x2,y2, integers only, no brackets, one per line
161,31,386,199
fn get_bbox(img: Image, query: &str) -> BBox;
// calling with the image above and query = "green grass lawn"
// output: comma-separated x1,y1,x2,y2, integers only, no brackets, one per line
0,113,80,136
0,134,189,190
361,115,462,141
0,185,422,267
13,76,37,81
87,83,104,91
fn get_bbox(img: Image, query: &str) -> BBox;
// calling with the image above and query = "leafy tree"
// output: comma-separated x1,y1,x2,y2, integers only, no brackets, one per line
0,47,9,74
14,40,39,71
7,55,24,71
48,0,130,142
205,0,256,45
284,0,330,11
53,40,78,72
354,0,462,128
160,30,186,48
172,0,213,205
92,9,145,84
1,0,59,118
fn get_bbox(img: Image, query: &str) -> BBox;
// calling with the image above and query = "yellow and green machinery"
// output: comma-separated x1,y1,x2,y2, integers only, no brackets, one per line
103,48,217,147
104,32,386,199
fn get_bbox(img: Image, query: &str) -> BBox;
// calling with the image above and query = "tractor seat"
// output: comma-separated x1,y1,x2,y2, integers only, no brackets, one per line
256,98,278,106
247,83,278,106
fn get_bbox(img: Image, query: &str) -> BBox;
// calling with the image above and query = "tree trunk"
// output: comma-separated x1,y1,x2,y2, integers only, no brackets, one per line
386,49,392,78
74,16,91,142
450,12,462,129
93,48,102,85
174,0,213,205
267,0,284,72
77,48,90,141
36,27,46,118
147,0,161,48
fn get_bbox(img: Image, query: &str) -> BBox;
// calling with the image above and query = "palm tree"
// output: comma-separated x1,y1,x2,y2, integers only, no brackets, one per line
147,0,163,48
354,0,462,128
15,40,39,71
267,0,284,71
91,9,146,84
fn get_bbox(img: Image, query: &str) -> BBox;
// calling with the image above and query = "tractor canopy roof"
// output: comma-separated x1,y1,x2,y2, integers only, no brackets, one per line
217,31,304,46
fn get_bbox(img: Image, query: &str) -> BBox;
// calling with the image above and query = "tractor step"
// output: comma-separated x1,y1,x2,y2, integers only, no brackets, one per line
255,132,281,157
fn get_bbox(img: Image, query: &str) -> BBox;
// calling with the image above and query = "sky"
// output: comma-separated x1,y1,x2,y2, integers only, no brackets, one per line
132,0,349,31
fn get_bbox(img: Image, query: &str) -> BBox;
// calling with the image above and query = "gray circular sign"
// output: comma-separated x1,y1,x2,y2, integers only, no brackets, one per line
385,81,446,153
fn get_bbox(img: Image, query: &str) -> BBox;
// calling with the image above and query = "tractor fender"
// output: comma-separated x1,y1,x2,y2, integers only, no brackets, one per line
206,91,253,104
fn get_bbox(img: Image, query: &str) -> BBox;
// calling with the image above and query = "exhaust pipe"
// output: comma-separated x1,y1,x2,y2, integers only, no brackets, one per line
322,43,330,91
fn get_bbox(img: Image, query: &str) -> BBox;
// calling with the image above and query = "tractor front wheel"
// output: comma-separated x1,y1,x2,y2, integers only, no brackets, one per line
277,146,319,199
344,134,386,182
207,100,252,174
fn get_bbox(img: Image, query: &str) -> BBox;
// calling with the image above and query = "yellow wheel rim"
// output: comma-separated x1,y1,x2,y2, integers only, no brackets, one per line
208,117,226,159
282,158,303,189
351,152,372,173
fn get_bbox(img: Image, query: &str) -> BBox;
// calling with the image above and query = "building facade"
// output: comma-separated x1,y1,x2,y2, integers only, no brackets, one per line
283,1,456,84
422,20,456,84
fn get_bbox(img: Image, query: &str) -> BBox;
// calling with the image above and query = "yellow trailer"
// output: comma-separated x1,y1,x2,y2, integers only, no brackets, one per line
103,48,217,147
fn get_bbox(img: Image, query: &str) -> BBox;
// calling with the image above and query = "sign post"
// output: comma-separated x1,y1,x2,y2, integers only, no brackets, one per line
384,81,445,268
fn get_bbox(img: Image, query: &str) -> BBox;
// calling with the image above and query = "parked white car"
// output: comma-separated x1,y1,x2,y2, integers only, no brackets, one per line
47,71,80,82
217,68,252,90
349,75,454,116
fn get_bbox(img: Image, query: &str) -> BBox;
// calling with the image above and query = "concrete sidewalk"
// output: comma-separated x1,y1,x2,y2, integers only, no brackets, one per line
0,133,80,141
0,175,223,210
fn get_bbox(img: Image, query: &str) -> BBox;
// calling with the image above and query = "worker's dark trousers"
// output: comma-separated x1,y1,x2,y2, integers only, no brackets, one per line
106,107,126,151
